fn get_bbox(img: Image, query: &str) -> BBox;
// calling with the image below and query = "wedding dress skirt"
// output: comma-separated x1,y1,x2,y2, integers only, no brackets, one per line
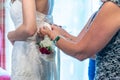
10,0,58,80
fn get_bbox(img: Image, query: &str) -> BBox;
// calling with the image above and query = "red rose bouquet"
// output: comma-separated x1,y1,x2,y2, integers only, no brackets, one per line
36,35,55,62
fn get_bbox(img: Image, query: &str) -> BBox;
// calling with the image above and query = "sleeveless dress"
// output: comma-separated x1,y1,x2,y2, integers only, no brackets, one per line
10,0,57,80
95,1,120,80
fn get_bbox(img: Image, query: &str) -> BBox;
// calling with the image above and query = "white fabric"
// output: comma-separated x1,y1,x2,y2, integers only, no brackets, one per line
10,0,56,80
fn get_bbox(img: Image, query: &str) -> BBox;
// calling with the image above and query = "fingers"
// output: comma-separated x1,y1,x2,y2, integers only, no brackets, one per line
39,27,46,35
39,26,51,35
37,29,43,37
43,26,51,31
38,23,62,37
43,22,51,30
37,27,45,36
52,24,62,28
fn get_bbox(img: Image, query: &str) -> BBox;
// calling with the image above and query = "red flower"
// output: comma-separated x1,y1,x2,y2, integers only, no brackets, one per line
39,47,51,55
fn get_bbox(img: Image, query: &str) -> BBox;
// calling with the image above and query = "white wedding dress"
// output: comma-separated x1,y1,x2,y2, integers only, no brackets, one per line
10,0,58,80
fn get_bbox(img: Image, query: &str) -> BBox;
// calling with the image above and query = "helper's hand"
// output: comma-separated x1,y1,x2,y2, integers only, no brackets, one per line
40,24,62,40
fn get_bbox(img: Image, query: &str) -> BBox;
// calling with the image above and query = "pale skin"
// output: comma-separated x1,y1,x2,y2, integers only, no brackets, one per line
8,0,49,45
40,1,120,61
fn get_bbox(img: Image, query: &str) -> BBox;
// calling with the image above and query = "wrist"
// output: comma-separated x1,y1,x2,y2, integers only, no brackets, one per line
53,35,61,45
50,33,58,40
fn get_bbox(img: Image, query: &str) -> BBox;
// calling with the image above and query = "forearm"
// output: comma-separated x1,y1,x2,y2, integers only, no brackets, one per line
55,36,90,61
9,0,37,42
63,33,77,41
8,24,36,42
56,37,79,57
61,29,77,41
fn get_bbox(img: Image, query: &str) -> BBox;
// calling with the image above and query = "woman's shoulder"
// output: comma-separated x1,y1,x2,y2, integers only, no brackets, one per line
96,1,120,30
103,1,120,23
104,0,120,7
100,1,120,16
109,0,120,6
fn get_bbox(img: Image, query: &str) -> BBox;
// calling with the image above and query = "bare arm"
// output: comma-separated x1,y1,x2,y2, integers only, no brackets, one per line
8,0,36,44
51,13,97,42
53,26,77,41
41,2,120,61
77,12,98,41
58,2,120,60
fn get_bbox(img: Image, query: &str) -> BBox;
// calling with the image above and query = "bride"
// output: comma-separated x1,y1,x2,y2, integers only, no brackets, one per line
7,0,58,80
